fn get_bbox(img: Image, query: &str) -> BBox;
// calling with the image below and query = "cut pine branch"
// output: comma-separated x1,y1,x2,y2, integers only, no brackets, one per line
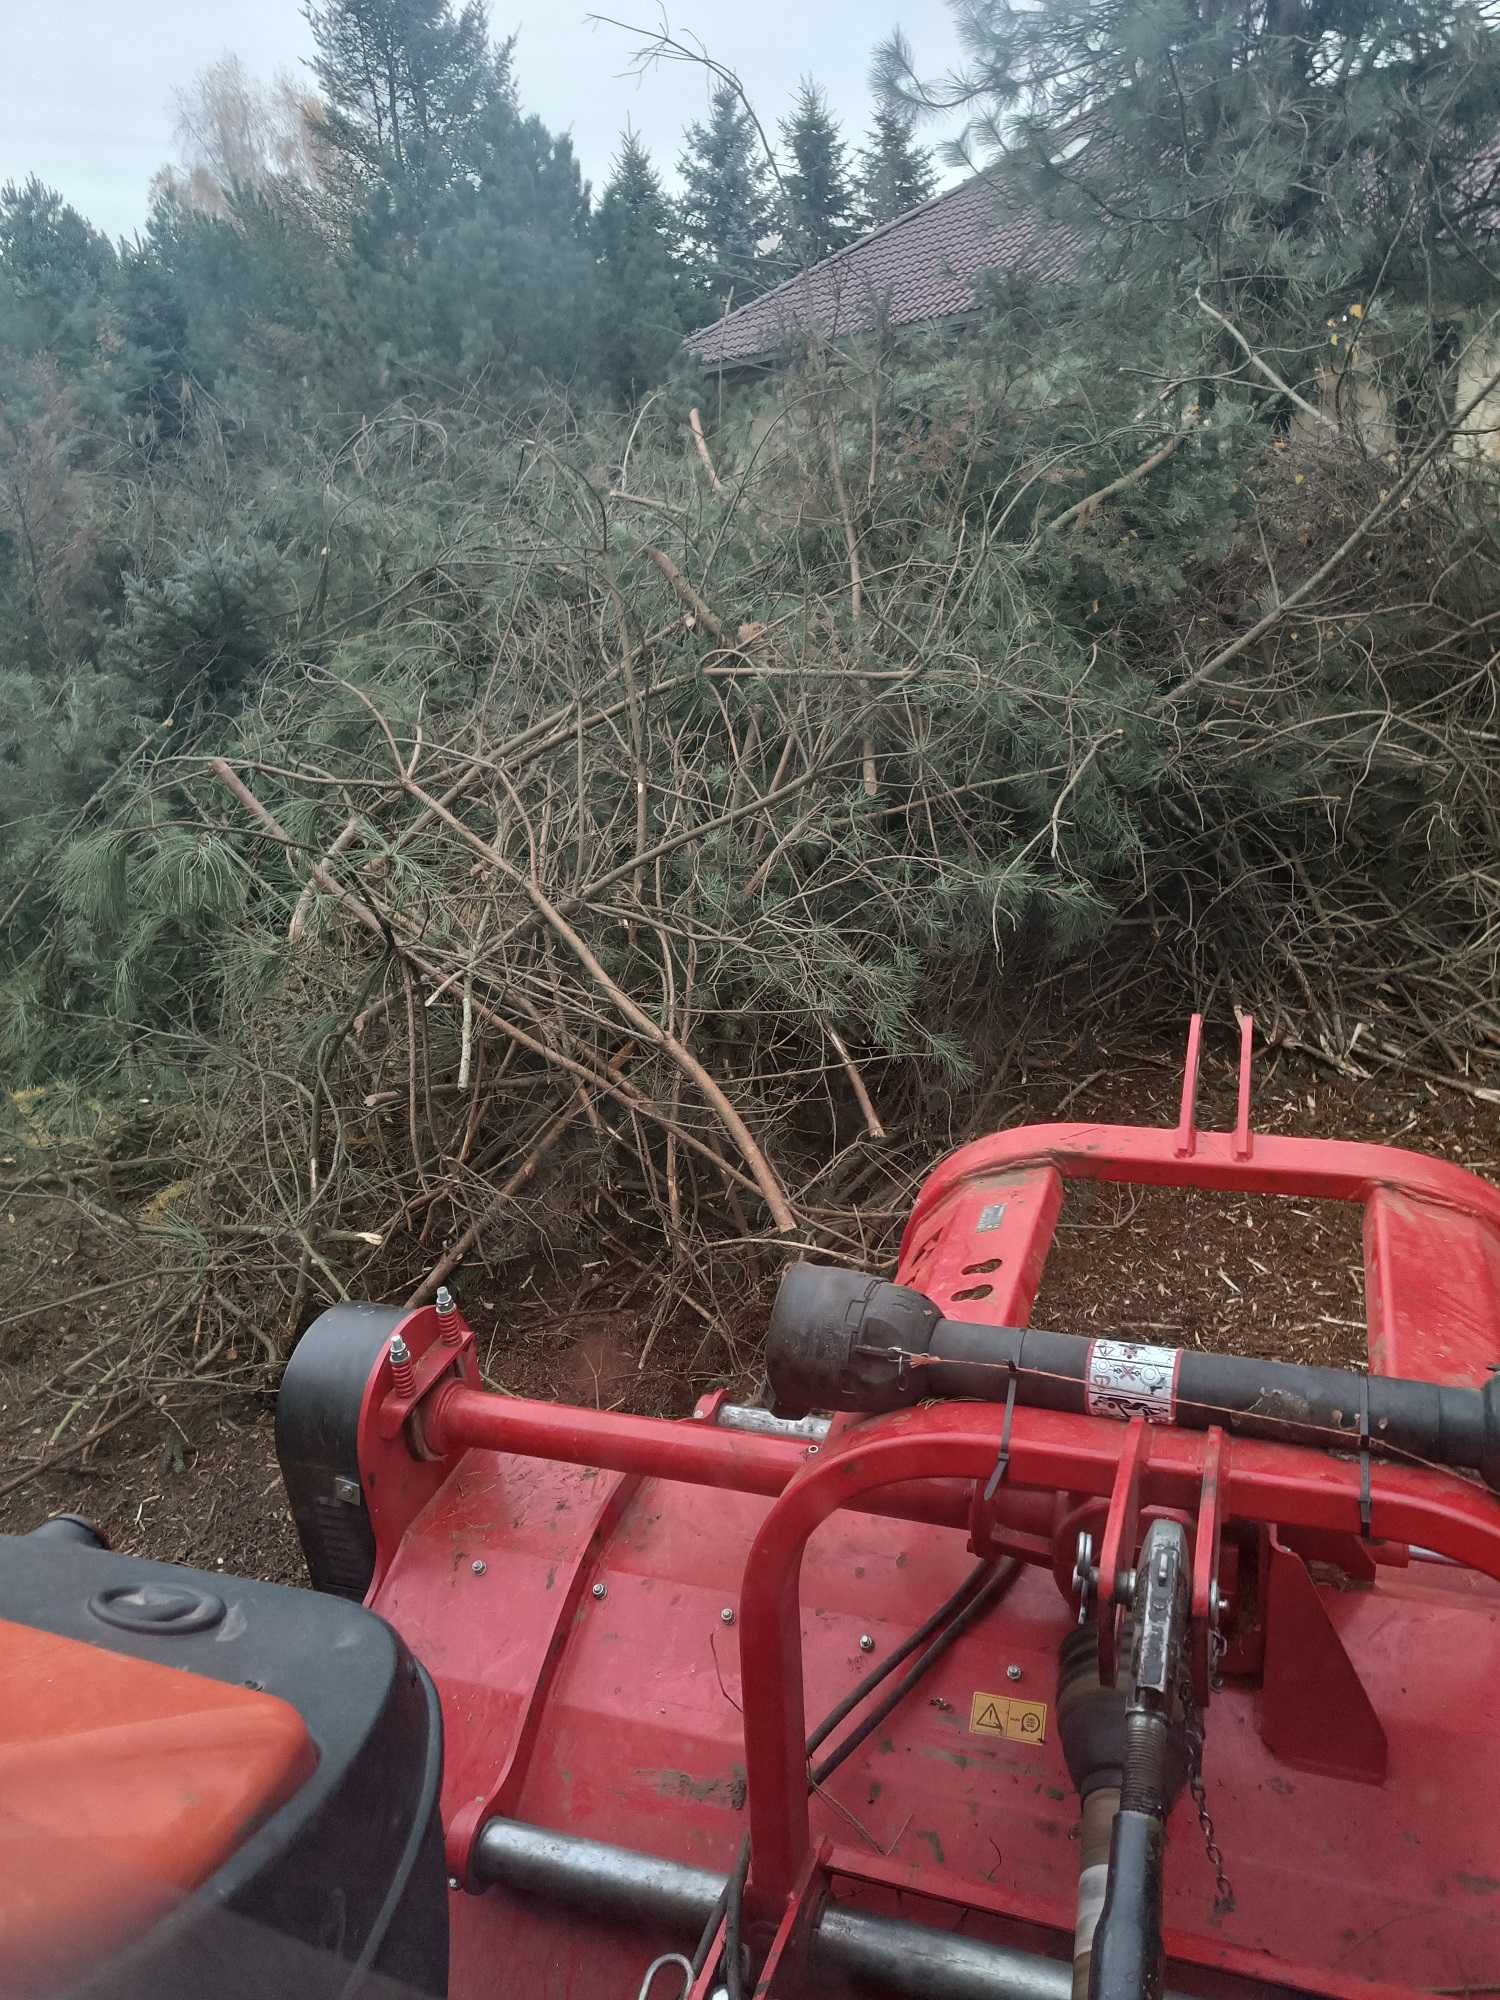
395,774,799,1235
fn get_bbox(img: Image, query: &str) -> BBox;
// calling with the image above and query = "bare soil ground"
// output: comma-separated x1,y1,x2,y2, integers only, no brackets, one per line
2,1034,1494,1586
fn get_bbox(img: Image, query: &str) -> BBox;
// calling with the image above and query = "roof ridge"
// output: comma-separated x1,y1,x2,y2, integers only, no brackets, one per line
683,174,988,349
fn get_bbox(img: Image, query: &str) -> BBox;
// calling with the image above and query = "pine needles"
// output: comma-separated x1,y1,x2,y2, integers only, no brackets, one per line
5,340,1500,1431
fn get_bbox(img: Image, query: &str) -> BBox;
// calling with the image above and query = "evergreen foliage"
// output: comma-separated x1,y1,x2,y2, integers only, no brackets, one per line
779,80,857,264
876,0,1500,427
302,0,506,223
4,0,1500,1345
0,178,118,368
855,105,936,228
595,131,689,402
677,84,778,308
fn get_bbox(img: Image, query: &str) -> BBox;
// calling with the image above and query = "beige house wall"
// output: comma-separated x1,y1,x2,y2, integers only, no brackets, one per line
1453,331,1500,460
1294,318,1500,462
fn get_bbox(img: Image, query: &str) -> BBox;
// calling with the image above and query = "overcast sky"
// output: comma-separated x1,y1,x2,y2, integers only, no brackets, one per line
2,1,967,241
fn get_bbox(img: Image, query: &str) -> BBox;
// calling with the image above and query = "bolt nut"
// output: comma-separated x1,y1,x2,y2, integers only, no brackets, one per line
805,1443,820,1455
719,1606,736,1626
447,1876,460,1892
332,1474,361,1506
435,1286,456,1315
592,1582,607,1600
471,1559,486,1576
858,1633,875,1653
1006,1662,1023,1682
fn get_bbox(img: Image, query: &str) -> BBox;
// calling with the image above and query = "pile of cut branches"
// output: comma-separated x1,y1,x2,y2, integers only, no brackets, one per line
7,336,1500,1451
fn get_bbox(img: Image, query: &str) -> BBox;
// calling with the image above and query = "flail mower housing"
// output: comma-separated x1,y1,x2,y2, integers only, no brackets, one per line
7,1018,1500,2000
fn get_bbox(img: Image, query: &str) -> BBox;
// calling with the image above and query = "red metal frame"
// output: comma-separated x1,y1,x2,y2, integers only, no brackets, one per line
724,1401,1500,1923
354,1018,1500,1999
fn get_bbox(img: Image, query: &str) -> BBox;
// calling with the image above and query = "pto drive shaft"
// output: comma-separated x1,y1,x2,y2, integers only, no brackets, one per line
767,1265,1500,1490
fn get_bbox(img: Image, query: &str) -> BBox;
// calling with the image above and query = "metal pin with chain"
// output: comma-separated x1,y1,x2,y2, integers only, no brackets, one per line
1181,1642,1235,1918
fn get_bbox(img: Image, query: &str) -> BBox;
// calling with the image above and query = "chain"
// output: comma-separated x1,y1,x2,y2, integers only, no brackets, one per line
1181,1631,1236,1918
1189,1760,1235,1916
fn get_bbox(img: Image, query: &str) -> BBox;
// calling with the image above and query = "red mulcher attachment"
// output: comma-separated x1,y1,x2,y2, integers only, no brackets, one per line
14,1016,1500,2000
267,1014,1500,2000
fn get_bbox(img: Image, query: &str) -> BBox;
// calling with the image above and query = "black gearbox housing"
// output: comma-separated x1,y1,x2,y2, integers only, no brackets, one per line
276,1300,410,1600
1,1528,448,1999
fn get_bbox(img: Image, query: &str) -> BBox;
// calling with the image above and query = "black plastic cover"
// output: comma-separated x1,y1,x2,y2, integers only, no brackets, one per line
276,1301,408,1599
0,1531,448,1999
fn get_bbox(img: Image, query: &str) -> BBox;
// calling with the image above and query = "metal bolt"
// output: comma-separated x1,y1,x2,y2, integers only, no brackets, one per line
447,1877,460,1892
332,1474,361,1506
859,1634,875,1653
471,1559,486,1576
805,1444,820,1456
592,1582,608,1600
388,1334,415,1396
1006,1663,1023,1683
720,1606,735,1625
436,1285,464,1346
1209,1579,1226,1623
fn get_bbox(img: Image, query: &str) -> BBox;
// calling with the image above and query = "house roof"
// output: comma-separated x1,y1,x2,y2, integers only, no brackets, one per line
683,176,1083,370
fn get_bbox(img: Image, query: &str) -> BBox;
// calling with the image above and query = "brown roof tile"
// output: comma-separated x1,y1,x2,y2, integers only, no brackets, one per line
684,176,1082,368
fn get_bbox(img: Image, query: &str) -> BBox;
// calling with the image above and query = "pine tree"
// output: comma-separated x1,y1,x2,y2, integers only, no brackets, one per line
677,84,776,309
779,81,856,266
594,130,687,401
320,97,600,399
0,179,122,405
0,179,116,333
435,105,599,385
301,0,508,222
875,3,1500,411
855,105,935,229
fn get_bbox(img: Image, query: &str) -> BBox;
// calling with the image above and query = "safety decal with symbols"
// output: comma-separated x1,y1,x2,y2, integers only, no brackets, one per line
968,1692,1048,1744
1085,1337,1180,1423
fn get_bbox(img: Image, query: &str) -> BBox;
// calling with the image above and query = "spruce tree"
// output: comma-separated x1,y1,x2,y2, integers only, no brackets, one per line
855,105,936,229
595,129,687,401
779,80,856,266
677,84,777,310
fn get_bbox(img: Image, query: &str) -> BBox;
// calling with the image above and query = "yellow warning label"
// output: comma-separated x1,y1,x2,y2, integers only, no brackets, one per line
968,1692,1048,1744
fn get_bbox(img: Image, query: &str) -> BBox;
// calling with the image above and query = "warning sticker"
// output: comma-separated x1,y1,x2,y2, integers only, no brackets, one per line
968,1692,1048,1744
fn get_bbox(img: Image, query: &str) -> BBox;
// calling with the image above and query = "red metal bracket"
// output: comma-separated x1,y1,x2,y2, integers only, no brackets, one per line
1233,1014,1255,1161
1175,1013,1204,1159
752,1841,829,1995
379,1319,476,1439
1260,1532,1387,1784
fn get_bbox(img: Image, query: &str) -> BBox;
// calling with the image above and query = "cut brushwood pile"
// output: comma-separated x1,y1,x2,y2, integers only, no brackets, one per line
6,347,1500,1460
